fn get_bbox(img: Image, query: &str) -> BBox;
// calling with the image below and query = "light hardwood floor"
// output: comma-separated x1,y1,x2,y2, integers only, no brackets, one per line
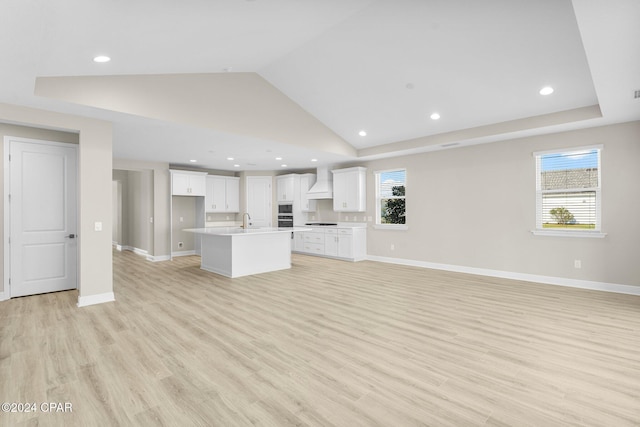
1,250,639,426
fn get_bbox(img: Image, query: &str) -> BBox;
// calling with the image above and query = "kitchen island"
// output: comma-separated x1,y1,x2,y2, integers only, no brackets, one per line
184,227,310,278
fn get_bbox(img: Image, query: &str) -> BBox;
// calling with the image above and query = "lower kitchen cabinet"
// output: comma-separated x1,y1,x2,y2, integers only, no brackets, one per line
294,227,366,261
293,231,305,252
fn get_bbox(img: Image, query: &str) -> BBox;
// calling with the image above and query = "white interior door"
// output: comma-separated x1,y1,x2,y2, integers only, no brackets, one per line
8,138,78,298
246,176,272,227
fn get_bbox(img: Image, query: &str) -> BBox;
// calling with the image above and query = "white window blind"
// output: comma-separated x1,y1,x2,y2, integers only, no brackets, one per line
375,169,406,225
535,147,601,231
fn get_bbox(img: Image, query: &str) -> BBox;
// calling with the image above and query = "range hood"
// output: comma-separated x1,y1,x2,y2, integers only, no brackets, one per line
307,167,333,199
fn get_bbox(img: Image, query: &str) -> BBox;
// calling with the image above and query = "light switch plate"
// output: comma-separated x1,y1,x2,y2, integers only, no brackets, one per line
94,221,103,232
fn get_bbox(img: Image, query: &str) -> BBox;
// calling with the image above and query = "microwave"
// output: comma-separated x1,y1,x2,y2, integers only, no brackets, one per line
278,204,293,214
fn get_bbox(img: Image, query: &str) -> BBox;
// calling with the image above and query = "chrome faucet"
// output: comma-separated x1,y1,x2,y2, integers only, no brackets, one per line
242,212,251,229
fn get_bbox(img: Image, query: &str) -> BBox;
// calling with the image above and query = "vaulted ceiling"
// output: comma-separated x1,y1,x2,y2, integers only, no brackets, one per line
2,0,639,171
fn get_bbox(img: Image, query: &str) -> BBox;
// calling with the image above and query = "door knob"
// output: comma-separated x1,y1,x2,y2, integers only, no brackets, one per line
65,234,76,239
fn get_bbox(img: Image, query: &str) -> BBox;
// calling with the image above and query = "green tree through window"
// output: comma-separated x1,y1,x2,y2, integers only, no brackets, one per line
376,169,406,226
382,185,405,224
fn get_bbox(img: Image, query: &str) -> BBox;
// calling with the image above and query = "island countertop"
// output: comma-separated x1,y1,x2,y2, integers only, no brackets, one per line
184,227,311,236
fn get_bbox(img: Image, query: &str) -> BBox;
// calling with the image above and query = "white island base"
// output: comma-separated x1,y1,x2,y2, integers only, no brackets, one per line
185,227,309,278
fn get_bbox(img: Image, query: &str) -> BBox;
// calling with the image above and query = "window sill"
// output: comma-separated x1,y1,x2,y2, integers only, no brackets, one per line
531,229,607,238
373,224,408,231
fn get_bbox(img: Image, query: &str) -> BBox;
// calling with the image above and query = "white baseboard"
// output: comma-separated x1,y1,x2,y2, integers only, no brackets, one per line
120,246,148,257
116,245,170,262
367,255,640,296
77,292,115,307
147,255,171,262
171,250,196,257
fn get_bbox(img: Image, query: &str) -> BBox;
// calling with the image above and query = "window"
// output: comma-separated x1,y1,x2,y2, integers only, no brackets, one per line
375,169,406,228
534,146,602,235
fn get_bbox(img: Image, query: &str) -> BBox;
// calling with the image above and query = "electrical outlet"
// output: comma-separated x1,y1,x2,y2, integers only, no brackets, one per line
390,244,395,251
207,215,212,221
178,242,184,248
149,217,153,223
179,216,184,222
226,216,230,220
574,260,582,269
94,221,102,232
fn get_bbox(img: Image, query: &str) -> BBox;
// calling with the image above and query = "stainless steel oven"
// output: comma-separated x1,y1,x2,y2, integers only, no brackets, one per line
277,215,293,228
277,204,294,228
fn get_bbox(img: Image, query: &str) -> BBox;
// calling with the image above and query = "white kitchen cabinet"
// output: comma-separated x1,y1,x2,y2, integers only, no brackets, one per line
303,242,325,255
171,170,207,196
324,229,338,256
276,175,295,203
206,176,225,211
205,175,240,213
299,173,317,212
225,178,240,212
337,229,353,258
293,232,305,251
332,167,366,212
324,229,354,258
294,227,366,261
303,231,325,245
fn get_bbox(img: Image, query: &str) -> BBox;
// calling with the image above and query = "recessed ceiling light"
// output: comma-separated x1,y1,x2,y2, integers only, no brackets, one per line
93,55,111,63
311,158,318,162
189,159,197,163
275,157,282,160
359,130,367,137
539,86,554,95
281,164,287,167
430,113,441,120
227,157,234,160
233,164,240,168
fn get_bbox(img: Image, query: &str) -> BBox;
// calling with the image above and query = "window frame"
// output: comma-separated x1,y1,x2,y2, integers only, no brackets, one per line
374,168,408,230
532,145,606,238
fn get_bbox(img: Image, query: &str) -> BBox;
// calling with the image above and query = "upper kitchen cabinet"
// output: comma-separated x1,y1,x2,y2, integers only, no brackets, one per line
205,175,239,213
299,173,317,212
332,167,366,212
171,170,207,196
276,174,296,203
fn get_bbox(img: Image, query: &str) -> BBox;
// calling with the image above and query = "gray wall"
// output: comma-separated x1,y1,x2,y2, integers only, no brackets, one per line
113,158,171,259
171,196,197,252
1,102,114,304
352,121,639,287
112,169,153,253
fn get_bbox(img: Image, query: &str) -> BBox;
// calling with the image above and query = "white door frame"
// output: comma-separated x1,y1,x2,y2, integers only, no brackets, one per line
3,136,80,299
